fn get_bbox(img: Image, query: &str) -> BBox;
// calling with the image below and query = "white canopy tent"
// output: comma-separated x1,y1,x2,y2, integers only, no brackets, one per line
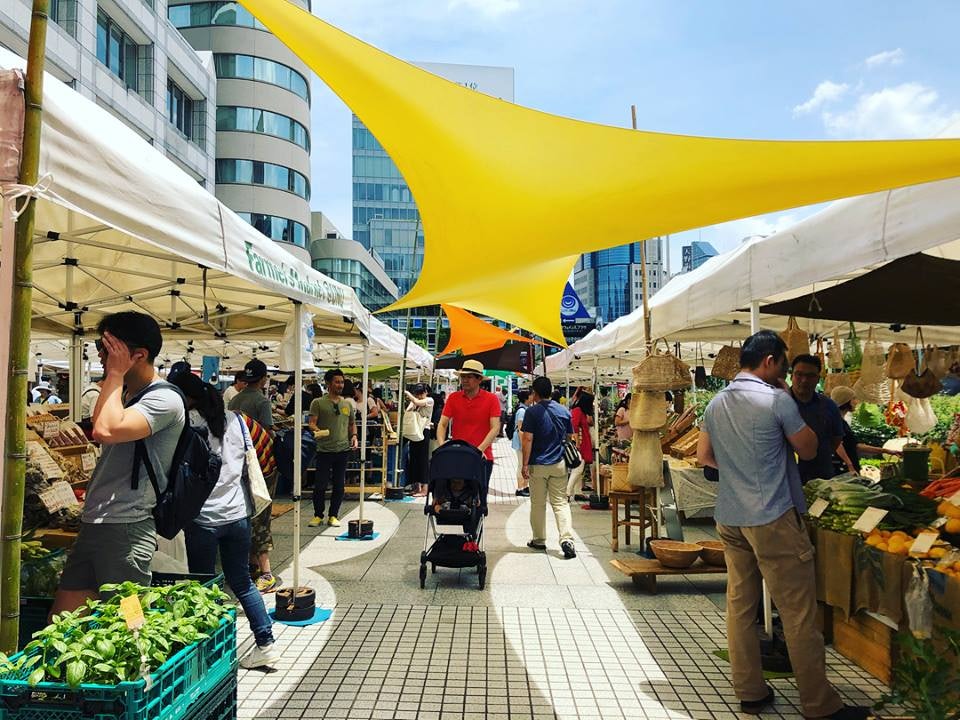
549,162,960,376
0,46,399,605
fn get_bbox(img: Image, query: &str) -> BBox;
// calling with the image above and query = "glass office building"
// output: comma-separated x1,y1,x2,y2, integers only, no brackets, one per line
574,240,666,326
352,62,514,339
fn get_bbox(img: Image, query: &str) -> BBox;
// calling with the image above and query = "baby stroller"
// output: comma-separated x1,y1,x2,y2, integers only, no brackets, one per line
420,440,488,589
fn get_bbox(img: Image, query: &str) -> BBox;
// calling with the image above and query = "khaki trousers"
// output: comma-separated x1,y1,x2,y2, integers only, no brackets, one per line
717,509,842,719
528,461,573,544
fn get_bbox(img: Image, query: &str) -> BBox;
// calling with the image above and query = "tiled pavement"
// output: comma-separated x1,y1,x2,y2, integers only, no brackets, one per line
235,439,888,719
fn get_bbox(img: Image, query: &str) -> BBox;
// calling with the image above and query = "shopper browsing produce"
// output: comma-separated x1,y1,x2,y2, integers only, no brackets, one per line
697,330,868,720
52,312,186,615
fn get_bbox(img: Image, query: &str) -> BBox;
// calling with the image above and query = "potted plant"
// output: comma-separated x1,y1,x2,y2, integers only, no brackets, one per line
871,629,960,719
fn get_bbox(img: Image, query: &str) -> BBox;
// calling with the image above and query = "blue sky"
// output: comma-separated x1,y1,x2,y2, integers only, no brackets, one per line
308,1,960,270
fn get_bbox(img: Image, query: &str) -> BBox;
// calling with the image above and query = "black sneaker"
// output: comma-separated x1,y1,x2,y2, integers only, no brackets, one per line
818,706,871,720
741,686,774,715
561,540,576,559
515,488,530,497
526,541,546,550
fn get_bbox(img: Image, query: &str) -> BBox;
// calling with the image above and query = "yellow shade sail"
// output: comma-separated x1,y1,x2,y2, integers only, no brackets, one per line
439,304,550,356
239,0,960,345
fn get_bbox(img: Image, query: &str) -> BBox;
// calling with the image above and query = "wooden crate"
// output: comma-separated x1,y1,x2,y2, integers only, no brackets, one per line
832,608,896,685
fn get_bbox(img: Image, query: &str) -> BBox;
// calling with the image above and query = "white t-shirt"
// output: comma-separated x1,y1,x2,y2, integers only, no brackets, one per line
222,384,240,405
79,383,101,419
193,412,252,527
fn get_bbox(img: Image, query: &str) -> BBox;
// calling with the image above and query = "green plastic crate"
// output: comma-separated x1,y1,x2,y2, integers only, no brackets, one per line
0,612,236,720
185,671,236,720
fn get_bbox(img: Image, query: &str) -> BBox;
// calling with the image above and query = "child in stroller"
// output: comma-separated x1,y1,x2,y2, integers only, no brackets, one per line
419,440,488,589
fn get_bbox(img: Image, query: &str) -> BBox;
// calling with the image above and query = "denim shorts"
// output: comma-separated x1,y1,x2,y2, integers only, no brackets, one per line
59,519,157,593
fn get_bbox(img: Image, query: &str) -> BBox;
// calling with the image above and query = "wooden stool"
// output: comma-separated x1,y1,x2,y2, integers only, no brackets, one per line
610,489,656,552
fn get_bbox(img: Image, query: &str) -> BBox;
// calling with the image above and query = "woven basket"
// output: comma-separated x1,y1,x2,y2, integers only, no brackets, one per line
780,316,809,362
630,391,667,431
610,464,631,493
885,343,915,380
711,345,741,381
650,540,702,569
823,371,851,395
828,328,844,369
860,328,886,384
632,351,679,392
696,540,726,567
628,431,664,489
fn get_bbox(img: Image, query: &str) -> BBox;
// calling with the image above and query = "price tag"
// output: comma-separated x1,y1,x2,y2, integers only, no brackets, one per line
37,481,79,513
932,517,949,529
949,490,960,507
911,532,939,555
808,498,830,518
42,421,60,439
81,453,96,472
852,507,889,533
119,595,145,630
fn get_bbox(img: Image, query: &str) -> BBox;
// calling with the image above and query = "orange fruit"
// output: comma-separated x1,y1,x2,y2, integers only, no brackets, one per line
945,518,960,534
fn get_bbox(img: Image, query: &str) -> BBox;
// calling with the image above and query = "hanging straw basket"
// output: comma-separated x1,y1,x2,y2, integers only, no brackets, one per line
630,391,667,431
711,345,741,381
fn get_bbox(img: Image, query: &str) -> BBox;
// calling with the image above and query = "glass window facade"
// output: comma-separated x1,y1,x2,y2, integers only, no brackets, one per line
213,53,309,102
237,212,309,248
216,159,310,200
312,258,396,312
168,2,267,30
216,106,310,151
352,118,422,293
96,9,140,91
167,78,194,139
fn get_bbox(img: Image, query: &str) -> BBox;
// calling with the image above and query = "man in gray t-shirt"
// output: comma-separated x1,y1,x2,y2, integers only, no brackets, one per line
54,312,185,615
228,359,273,430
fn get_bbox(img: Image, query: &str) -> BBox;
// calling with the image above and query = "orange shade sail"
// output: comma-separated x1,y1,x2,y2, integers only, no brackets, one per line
439,305,550,356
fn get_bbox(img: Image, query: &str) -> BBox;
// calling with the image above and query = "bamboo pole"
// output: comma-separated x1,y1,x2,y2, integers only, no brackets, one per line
631,105,653,354
393,306,412,488
291,301,303,594
1,0,50,653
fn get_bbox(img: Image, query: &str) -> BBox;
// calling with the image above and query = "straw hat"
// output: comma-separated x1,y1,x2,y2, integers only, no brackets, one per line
830,385,857,407
457,359,485,377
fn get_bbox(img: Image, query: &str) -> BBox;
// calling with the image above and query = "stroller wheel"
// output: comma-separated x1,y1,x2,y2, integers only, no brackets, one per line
419,563,427,589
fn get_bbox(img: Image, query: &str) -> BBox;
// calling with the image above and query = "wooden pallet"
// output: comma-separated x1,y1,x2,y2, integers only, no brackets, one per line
610,556,726,593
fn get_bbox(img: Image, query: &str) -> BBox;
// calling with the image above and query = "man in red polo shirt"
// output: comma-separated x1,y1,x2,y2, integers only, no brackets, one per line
436,359,501,504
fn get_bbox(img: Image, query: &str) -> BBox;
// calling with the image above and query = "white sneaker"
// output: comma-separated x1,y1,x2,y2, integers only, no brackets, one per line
240,643,280,669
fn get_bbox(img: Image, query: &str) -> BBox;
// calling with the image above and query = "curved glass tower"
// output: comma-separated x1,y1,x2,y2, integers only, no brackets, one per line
169,0,313,262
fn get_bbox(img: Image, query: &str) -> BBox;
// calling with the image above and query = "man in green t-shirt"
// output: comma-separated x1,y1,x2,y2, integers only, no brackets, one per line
308,368,358,527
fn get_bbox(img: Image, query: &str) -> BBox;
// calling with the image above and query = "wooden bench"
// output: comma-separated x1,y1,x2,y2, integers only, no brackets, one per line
610,556,726,593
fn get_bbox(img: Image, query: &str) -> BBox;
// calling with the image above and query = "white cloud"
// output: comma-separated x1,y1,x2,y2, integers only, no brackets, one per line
793,80,849,115
822,82,960,138
447,0,521,19
864,48,905,68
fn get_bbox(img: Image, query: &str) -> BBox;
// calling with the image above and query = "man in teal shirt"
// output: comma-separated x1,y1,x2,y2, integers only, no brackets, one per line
308,369,358,527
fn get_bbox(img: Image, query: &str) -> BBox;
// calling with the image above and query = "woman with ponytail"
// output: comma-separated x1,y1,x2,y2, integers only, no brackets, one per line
169,372,278,670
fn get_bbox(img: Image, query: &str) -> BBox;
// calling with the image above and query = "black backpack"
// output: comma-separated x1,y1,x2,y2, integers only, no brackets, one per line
506,406,519,440
130,383,222,540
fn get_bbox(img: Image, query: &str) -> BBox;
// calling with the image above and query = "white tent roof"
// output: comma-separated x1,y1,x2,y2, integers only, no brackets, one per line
0,49,368,343
551,147,960,376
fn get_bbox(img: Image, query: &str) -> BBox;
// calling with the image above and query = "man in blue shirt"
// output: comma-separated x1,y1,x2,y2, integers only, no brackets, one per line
790,354,844,483
697,331,867,720
520,376,577,558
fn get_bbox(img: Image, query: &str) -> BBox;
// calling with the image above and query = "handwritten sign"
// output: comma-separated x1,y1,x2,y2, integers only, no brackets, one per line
81,453,96,472
910,532,939,556
852,507,889,534
42,421,60,440
119,596,145,630
808,498,830,518
948,490,960,507
37,481,79,513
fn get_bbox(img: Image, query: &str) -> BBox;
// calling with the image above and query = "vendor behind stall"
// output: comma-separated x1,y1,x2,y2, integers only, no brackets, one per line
829,386,902,474
789,354,843,483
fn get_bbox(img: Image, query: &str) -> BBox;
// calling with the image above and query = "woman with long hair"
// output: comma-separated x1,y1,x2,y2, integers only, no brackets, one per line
403,383,434,496
614,392,633,442
168,372,278,670
566,392,595,500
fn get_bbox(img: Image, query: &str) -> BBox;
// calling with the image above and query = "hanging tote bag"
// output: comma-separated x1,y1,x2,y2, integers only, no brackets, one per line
236,413,271,517
860,327,886,384
815,338,828,379
780,316,809,362
401,403,426,442
630,391,667,431
885,342,916,380
843,323,863,369
823,371,851,396
901,330,942,399
926,344,949,380
711,344,741,381
627,431,665,489
693,343,708,388
828,328,845,369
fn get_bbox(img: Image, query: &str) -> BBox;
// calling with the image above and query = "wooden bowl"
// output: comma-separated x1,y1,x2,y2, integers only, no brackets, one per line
649,540,702,569
697,540,726,567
